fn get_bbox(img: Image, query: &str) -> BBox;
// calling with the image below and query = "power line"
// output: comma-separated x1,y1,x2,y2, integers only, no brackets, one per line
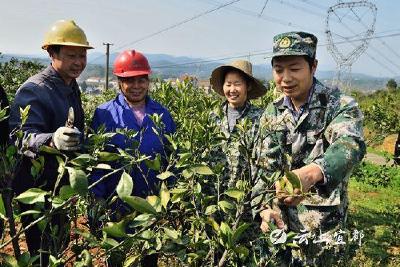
88,0,241,64
275,0,399,75
270,0,327,18
295,0,400,62
327,3,399,74
196,0,397,75
87,0,399,76
197,0,317,31
114,0,241,50
150,31,400,69
259,0,269,17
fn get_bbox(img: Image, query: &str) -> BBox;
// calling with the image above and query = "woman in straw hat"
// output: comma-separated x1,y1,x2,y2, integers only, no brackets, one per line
209,59,267,195
208,59,268,263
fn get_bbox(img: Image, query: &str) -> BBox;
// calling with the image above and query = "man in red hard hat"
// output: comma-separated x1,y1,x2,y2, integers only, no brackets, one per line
90,50,176,266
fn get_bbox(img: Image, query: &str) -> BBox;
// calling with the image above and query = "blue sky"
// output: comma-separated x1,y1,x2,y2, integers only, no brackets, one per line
0,0,399,77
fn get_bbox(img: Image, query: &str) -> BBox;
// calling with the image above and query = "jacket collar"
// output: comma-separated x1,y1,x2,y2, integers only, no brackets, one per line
219,100,252,134
43,65,78,96
274,78,328,111
222,100,252,118
117,94,161,112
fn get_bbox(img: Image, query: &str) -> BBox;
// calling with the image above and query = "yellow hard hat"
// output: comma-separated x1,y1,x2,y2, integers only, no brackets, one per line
42,20,93,50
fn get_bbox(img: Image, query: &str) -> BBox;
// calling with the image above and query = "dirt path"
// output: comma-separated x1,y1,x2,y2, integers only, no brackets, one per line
364,152,394,166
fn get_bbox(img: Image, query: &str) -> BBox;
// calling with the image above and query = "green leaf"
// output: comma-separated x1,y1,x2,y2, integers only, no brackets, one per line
191,165,214,175
74,250,92,267
51,197,64,209
93,163,112,169
279,178,286,190
0,107,7,123
234,245,249,259
15,188,49,204
170,187,188,203
146,195,161,212
39,145,61,155
130,214,156,228
232,223,250,244
224,189,244,201
182,169,193,178
121,196,157,215
219,222,232,237
205,205,218,215
116,171,133,198
144,154,161,171
17,252,32,267
1,252,18,266
31,158,42,176
160,183,170,209
49,255,62,267
103,220,127,238
285,180,294,194
19,210,41,217
284,170,302,191
0,194,6,220
98,151,121,162
67,167,88,196
178,152,192,161
6,145,17,158
59,185,75,200
123,255,140,267
70,154,95,167
140,229,155,240
157,171,174,180
102,238,119,249
177,152,192,164
165,134,177,151
286,242,300,248
194,182,202,194
220,222,233,248
207,217,219,232
170,188,188,194
164,227,179,240
218,200,235,212
19,105,30,125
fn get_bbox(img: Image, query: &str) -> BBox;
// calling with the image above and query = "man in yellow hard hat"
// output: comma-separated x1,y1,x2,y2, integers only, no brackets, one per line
9,19,92,265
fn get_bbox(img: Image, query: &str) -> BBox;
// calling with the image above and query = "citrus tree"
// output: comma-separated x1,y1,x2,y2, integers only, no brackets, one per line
0,64,298,266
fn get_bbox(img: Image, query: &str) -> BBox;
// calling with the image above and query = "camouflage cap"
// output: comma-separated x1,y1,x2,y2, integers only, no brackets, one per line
272,31,318,59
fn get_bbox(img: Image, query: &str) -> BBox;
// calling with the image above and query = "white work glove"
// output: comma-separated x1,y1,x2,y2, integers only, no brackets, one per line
52,126,82,151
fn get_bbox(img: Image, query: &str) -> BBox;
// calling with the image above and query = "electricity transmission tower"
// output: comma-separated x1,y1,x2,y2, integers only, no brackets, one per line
325,0,377,90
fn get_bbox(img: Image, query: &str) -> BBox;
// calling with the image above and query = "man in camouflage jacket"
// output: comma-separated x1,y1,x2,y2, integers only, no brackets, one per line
254,32,366,266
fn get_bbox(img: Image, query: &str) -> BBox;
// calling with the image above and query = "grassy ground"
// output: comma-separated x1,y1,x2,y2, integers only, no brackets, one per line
347,163,400,266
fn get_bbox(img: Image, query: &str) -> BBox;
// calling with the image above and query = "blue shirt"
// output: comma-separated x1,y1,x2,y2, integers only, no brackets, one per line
9,65,85,195
90,93,176,200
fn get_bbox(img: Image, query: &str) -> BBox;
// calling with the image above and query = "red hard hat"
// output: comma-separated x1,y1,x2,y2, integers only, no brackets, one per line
113,50,151,77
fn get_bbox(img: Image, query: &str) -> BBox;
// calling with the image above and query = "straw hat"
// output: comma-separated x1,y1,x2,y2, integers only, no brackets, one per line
210,60,267,99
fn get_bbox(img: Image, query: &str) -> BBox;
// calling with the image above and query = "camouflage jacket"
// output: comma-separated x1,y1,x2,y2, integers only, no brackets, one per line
212,101,264,190
253,79,366,232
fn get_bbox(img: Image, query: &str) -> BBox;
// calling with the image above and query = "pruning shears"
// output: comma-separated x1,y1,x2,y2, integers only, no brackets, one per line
65,107,75,128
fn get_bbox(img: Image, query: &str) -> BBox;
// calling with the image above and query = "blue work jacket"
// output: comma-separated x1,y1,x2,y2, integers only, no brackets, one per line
90,93,176,200
9,65,84,194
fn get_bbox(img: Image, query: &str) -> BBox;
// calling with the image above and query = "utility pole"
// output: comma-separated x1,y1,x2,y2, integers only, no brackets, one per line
103,42,113,90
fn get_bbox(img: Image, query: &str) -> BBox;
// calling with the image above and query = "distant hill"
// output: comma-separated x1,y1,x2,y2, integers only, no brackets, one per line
1,52,395,92
0,53,50,65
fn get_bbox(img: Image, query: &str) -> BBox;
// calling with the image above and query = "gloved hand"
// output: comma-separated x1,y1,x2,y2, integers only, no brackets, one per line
52,126,82,151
